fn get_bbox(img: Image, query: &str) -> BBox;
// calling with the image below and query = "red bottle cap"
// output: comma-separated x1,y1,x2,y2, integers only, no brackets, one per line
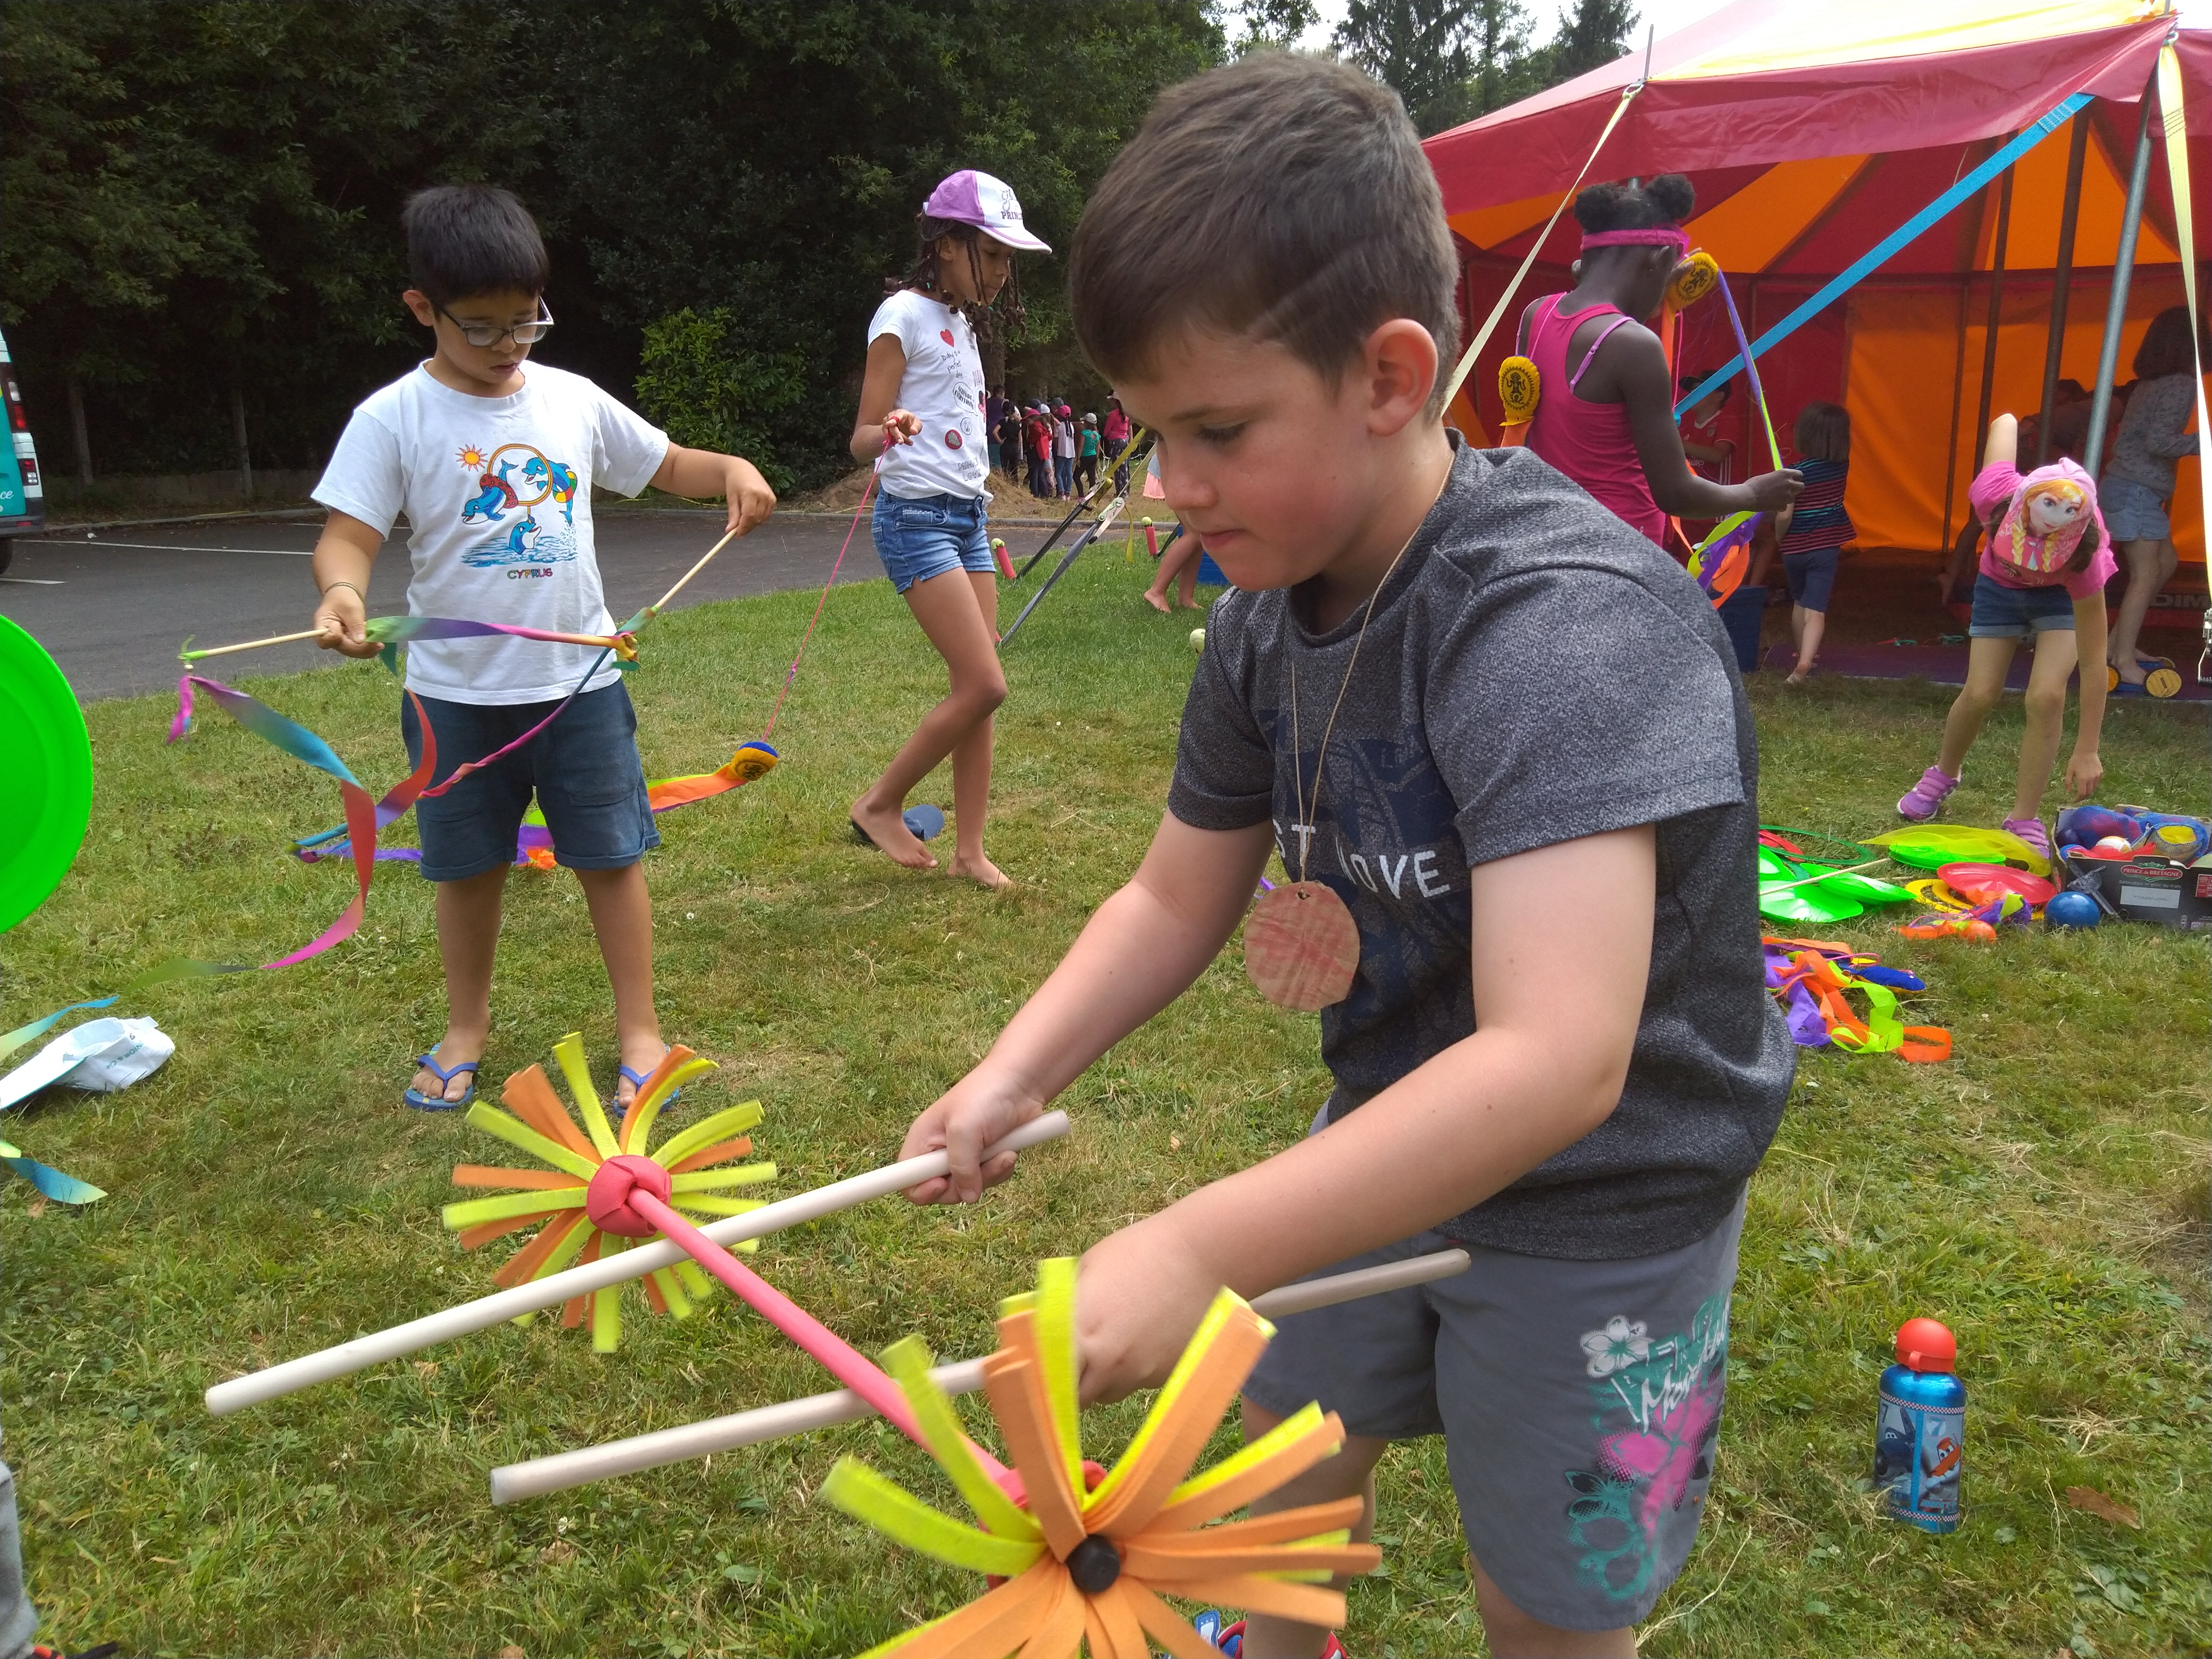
1895,1317,1956,1372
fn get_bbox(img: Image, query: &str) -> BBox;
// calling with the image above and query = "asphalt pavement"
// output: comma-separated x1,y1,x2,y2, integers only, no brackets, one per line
1,509,1058,702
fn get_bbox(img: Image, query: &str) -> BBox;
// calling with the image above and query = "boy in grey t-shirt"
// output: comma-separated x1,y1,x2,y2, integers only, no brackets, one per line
896,54,1789,1655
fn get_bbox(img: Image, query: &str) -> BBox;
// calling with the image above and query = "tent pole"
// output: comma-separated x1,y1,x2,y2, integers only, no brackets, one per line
2034,110,2092,467
1940,279,1970,551
1973,166,2015,467
2083,78,2160,480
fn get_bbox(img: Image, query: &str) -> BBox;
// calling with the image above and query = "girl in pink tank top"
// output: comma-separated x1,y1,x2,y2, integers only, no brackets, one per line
1516,175,1799,551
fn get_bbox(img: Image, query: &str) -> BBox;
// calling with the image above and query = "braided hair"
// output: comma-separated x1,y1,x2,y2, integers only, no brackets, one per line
908,214,1024,343
1572,174,1696,237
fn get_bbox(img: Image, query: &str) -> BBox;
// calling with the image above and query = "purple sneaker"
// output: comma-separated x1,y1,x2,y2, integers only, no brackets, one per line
1896,766,1959,822
2002,816,2050,862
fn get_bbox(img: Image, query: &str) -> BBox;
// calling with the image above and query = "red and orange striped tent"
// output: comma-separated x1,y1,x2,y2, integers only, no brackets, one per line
1425,0,2210,563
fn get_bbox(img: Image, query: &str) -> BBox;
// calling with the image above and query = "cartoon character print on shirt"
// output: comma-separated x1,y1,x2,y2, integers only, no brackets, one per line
1257,717,1474,1102
1563,1294,1729,1603
455,442,581,567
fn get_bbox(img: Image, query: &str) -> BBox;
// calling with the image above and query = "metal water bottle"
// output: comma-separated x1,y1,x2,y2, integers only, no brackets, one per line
1873,1317,1965,1533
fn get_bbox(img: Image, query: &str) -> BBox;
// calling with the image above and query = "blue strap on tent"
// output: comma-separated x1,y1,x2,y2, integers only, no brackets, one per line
1675,91,2093,420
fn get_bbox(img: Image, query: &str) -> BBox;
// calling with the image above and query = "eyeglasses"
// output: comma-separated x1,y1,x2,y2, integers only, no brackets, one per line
434,301,555,348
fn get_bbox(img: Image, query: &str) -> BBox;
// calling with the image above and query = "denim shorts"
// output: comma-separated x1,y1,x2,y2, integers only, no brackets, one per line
2099,474,2170,543
1781,547,1840,611
1244,1155,1747,1629
401,680,657,881
871,492,994,594
1968,571,2077,638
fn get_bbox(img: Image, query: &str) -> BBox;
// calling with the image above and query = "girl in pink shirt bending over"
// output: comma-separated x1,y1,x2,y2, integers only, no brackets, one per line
1517,174,1798,547
1895,413,2114,860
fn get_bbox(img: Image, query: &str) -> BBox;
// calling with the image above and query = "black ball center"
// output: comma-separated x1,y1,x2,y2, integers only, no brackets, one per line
1066,1534,1121,1594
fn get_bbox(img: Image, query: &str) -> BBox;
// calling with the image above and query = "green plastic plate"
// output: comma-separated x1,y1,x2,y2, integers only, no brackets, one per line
0,615,92,932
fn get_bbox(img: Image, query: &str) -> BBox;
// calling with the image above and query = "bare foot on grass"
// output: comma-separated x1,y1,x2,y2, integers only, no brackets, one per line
851,795,938,870
1143,589,1172,614
1785,664,1815,685
949,852,1013,890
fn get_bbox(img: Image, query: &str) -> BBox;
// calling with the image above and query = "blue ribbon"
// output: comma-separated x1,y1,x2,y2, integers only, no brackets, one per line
1675,91,2093,420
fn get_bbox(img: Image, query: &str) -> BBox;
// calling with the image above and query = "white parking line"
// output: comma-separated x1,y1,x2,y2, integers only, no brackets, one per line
0,576,63,585
19,539,318,556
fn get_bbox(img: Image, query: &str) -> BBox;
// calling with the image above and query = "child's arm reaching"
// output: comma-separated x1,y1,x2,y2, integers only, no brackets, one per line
310,510,389,659
1074,824,1656,1403
648,445,776,538
899,812,1277,1204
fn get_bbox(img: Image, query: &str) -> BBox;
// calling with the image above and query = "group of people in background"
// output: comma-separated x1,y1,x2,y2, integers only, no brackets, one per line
984,389,1126,499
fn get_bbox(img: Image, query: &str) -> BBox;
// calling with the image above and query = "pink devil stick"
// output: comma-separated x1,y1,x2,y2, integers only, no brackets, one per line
581,1149,1007,1479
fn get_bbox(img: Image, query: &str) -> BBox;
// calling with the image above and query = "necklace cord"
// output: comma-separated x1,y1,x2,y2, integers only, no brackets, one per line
1286,477,1446,882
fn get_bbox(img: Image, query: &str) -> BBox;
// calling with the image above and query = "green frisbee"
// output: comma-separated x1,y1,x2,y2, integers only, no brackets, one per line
0,615,92,933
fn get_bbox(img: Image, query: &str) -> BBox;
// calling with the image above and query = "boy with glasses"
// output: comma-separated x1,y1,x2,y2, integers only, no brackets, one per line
308,184,775,1113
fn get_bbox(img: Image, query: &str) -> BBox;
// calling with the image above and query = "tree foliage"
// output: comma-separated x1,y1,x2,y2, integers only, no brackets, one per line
0,0,1214,487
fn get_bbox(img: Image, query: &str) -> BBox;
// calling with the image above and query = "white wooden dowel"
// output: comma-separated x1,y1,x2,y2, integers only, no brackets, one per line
487,1247,1471,1503
204,1113,1071,1417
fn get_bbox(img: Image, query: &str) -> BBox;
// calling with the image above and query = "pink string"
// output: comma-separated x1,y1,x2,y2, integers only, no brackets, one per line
763,441,887,739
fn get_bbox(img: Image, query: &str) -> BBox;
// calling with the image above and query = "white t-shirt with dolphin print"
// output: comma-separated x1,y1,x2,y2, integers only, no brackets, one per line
314,362,669,705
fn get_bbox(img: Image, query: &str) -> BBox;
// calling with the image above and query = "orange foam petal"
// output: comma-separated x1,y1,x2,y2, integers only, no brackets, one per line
492,1211,586,1289
451,1164,581,1191
983,1351,1086,1561
667,1136,753,1175
502,1064,597,1160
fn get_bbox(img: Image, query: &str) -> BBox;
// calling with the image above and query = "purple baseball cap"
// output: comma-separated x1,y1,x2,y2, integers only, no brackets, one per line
923,170,1051,253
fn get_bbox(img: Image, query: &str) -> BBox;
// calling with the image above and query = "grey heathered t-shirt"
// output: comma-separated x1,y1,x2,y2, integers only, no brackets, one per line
1168,440,1792,1261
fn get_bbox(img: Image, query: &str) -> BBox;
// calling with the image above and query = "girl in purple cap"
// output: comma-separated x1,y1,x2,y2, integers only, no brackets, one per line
849,170,1049,889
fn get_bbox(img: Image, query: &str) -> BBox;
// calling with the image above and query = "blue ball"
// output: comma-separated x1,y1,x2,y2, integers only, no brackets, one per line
2046,891,2101,929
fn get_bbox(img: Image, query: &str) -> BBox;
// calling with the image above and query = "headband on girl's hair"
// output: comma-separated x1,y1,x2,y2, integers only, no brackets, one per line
1581,228,1690,253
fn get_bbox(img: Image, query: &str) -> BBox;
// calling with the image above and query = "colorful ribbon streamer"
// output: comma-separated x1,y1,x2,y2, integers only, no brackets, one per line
1763,938,1949,1062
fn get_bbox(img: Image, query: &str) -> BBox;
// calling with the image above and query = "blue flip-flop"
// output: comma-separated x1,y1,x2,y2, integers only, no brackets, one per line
617,1060,679,1113
404,1051,479,1112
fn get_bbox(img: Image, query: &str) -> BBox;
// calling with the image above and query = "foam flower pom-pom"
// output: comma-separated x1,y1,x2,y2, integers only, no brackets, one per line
821,1258,1380,1658
442,1035,777,1351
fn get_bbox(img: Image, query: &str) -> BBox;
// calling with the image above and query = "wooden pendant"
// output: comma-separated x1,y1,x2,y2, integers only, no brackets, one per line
1243,881,1360,1012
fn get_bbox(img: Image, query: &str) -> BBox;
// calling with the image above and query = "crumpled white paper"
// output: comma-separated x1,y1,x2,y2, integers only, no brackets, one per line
0,1016,174,1113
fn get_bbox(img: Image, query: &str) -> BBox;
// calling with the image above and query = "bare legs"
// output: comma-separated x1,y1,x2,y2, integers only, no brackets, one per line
412,859,663,1105
1785,604,1826,684
2107,535,2177,685
1934,631,2080,821
1143,529,1202,613
1235,1400,1636,1659
852,567,1011,887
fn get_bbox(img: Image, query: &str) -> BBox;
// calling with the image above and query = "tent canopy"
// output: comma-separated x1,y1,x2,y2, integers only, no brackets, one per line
1424,1,2211,558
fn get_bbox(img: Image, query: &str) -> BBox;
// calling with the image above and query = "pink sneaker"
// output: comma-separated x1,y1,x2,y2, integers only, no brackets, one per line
2002,816,2050,862
1896,766,1959,822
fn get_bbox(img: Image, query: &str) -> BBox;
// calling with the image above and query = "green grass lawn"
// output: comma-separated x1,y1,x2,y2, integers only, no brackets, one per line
5,550,2207,1658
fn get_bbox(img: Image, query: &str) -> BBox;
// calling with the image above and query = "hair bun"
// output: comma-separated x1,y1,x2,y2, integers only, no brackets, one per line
1646,174,1696,223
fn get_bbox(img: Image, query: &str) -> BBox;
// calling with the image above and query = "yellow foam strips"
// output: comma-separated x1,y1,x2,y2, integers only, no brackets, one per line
650,1100,764,1169
459,1103,599,1183
551,1032,621,1159
820,1458,1046,1578
881,1335,1038,1544
442,1188,589,1230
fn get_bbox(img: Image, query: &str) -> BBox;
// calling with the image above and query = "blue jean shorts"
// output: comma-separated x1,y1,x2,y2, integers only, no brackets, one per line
1968,571,2077,639
871,492,994,594
1780,547,1840,611
401,681,657,882
2099,474,2171,543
